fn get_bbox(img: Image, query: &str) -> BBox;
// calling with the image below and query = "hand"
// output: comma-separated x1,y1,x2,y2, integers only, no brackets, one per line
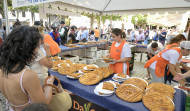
106,54,111,57
111,60,117,64
173,73,185,81
57,84,64,93
43,43,50,51
46,75,54,85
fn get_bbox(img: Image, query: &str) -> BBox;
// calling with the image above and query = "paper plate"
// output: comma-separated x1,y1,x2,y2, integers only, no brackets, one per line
112,77,126,83
94,88,113,96
66,73,83,79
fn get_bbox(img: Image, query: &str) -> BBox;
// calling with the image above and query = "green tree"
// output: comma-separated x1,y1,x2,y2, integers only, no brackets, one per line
131,14,147,28
0,0,38,21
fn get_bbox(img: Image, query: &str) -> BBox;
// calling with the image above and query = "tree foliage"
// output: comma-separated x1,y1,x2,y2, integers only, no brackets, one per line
131,14,147,27
0,0,39,19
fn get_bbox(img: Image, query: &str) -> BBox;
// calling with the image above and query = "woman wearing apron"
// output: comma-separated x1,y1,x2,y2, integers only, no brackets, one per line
109,28,131,75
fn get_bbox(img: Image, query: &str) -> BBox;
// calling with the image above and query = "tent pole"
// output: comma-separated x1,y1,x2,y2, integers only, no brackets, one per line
4,0,10,35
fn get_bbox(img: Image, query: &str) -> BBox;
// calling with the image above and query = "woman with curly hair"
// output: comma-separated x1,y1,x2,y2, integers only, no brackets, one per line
0,26,54,111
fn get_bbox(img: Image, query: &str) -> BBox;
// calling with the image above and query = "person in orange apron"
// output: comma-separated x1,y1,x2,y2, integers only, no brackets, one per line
173,41,190,82
37,26,61,56
109,28,131,75
144,41,190,86
165,34,186,49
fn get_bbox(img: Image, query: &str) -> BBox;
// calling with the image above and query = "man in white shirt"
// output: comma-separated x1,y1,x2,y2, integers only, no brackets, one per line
145,42,164,79
76,26,83,43
59,21,68,45
136,30,145,44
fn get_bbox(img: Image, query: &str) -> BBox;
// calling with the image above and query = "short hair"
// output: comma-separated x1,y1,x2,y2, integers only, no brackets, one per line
151,42,158,48
60,21,65,24
22,103,51,111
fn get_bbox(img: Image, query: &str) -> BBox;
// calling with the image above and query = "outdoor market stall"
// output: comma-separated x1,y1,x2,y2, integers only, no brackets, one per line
49,70,186,111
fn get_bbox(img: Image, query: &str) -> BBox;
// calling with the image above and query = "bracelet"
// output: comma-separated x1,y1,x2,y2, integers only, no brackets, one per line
46,55,52,58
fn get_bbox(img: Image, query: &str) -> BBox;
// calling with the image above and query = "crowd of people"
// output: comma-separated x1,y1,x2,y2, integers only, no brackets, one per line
0,19,190,111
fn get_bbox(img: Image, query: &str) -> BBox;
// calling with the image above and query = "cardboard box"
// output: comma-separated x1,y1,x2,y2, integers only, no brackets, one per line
101,50,109,57
96,50,103,59
78,59,87,64
81,57,96,64
85,51,96,58
61,54,79,63
86,47,97,51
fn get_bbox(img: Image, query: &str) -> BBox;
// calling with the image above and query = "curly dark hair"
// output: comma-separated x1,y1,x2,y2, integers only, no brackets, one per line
0,26,43,76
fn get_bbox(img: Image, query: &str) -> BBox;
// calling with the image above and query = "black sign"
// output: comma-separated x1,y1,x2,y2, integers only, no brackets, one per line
69,94,109,111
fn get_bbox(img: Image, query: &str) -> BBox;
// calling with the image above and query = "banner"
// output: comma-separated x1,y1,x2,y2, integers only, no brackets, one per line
69,94,109,111
12,0,61,8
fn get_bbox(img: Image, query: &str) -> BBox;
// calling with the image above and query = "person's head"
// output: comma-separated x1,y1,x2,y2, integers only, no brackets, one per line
0,26,43,76
139,29,142,34
60,21,65,27
180,41,190,56
95,27,97,29
22,103,51,111
146,27,149,30
13,19,21,28
169,34,186,45
111,28,126,42
36,26,45,36
151,42,158,52
52,27,56,32
34,21,42,26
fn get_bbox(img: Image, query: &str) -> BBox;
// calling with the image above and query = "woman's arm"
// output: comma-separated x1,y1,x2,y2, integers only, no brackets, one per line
38,43,53,68
180,62,190,71
116,57,131,63
176,63,182,74
23,70,54,104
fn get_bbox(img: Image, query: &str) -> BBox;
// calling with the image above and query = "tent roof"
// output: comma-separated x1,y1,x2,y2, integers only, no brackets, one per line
57,0,190,12
13,0,190,15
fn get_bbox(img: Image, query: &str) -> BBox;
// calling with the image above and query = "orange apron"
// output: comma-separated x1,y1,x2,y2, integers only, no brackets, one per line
165,43,179,49
109,41,130,75
144,47,182,78
43,34,61,56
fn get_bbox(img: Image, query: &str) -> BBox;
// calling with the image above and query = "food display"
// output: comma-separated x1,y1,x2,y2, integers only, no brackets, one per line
143,83,175,111
98,67,112,78
94,81,119,96
122,77,148,90
64,44,80,48
79,73,101,85
67,73,83,79
143,92,175,111
116,84,144,102
52,56,61,61
112,73,129,82
101,57,114,63
116,77,148,102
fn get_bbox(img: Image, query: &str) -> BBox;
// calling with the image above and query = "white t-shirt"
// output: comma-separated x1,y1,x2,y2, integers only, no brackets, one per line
150,49,181,69
136,33,145,41
115,42,131,74
147,42,164,55
30,47,48,79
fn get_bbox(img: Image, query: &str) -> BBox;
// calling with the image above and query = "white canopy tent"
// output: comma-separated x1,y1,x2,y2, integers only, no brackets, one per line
5,0,190,33
13,0,190,15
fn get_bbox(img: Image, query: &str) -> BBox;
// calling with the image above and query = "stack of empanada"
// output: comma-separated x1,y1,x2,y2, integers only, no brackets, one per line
142,83,175,111
79,73,101,85
116,77,148,102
